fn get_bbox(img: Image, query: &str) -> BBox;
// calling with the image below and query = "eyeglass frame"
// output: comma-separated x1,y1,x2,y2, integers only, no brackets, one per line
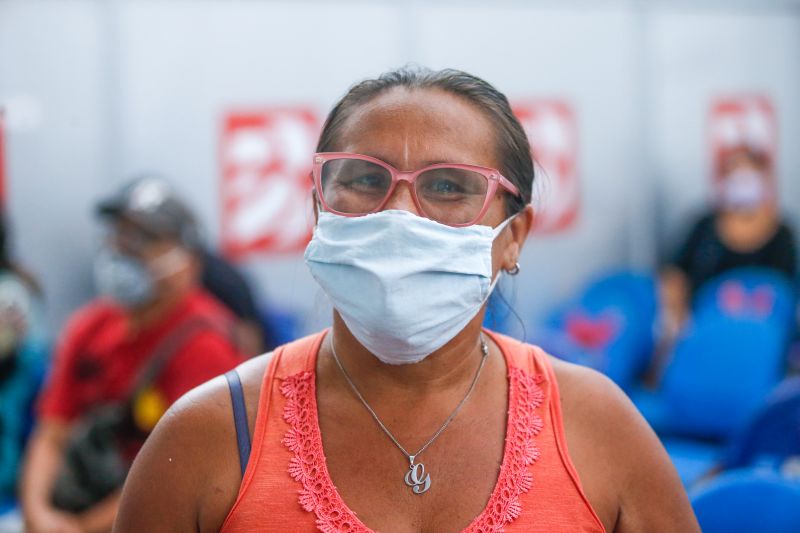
311,152,522,227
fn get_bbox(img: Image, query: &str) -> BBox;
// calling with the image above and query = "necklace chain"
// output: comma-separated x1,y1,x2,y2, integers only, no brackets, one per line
329,334,489,465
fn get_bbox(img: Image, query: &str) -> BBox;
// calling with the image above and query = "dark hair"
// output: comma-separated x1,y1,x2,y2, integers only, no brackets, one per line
316,66,534,216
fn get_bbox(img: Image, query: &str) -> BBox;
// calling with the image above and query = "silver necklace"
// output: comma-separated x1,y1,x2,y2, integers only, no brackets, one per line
329,335,489,495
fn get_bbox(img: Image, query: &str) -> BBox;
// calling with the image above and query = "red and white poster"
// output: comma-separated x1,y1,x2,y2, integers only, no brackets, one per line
220,108,320,258
513,101,579,234
708,95,777,184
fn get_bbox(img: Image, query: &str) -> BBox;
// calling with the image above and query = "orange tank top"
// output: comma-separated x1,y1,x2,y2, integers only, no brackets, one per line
221,329,606,532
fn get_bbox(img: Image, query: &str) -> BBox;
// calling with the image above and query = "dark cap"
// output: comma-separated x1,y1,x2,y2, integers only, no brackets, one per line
96,176,202,250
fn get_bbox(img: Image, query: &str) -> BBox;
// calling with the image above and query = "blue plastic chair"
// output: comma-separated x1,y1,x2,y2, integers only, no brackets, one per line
724,376,800,470
537,270,657,389
693,267,796,335
632,269,795,486
636,269,794,439
663,376,800,488
659,314,785,439
260,306,301,349
691,469,800,532
661,438,724,488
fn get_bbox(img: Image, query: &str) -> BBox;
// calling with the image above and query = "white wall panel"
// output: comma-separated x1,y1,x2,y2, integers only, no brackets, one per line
0,0,107,333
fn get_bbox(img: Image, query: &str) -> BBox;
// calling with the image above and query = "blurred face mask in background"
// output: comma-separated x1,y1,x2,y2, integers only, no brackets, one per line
93,246,189,308
718,169,771,212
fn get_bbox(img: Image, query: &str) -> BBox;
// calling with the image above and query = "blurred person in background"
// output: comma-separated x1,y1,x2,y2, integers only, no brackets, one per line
200,248,267,357
135,175,267,356
660,145,797,340
0,214,47,519
115,68,698,532
21,178,243,533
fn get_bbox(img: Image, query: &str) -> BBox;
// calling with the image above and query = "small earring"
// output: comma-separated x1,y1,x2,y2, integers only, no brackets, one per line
506,262,521,276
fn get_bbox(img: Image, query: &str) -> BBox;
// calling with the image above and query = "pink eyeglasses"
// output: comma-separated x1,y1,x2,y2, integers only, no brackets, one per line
312,152,521,227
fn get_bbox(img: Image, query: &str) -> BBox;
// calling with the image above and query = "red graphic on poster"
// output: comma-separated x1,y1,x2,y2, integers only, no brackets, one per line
708,95,777,185
513,101,579,234
220,109,320,258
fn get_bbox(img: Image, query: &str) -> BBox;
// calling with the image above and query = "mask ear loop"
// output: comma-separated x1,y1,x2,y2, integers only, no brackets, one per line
491,212,522,281
485,214,520,299
491,213,517,238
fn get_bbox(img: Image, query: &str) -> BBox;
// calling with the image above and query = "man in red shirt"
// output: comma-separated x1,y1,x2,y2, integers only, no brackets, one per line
21,178,243,533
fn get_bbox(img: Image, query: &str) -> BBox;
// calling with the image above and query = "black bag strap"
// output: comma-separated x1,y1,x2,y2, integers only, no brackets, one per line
123,314,232,407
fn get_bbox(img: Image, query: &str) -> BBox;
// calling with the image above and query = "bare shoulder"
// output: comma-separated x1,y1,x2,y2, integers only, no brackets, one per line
147,350,271,460
114,353,273,533
548,355,633,425
545,355,700,533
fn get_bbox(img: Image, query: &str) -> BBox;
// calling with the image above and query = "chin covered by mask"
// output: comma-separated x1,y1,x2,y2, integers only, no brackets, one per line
93,246,189,308
718,169,772,212
304,210,512,365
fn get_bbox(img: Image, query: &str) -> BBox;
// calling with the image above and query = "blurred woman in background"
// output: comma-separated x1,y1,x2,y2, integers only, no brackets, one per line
0,214,47,519
660,145,797,338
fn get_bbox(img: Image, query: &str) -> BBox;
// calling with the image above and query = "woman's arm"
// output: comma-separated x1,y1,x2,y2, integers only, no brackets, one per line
603,381,699,531
21,421,84,533
659,267,690,338
555,360,700,532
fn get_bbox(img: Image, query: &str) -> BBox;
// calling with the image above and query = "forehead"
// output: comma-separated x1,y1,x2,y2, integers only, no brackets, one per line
334,87,499,170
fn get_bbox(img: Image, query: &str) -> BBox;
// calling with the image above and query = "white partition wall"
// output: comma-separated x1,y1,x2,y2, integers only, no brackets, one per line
1,0,798,336
0,1,109,328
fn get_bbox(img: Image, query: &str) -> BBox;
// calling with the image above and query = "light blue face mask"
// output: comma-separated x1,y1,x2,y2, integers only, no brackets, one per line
304,210,513,365
93,246,189,308
93,249,155,308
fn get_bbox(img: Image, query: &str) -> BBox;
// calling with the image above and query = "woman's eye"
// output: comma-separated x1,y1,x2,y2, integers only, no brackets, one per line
426,179,465,195
340,173,387,191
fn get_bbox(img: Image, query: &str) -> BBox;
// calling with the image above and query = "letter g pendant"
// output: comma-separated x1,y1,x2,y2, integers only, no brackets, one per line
404,456,431,494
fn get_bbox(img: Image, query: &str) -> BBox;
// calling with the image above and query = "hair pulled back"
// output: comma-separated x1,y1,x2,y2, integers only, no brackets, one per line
316,66,534,216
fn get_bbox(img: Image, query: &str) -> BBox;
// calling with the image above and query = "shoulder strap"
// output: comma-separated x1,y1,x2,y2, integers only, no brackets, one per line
271,330,329,379
125,314,231,405
223,331,326,478
484,329,538,374
225,369,251,477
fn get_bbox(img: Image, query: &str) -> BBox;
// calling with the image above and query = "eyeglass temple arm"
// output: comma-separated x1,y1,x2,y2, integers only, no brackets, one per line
497,174,521,197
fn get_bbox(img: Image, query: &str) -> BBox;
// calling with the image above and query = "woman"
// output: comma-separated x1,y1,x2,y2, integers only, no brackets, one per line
114,68,698,532
0,214,46,520
660,145,797,337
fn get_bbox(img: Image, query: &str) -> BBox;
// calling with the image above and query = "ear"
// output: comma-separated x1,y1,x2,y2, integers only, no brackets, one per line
502,205,534,272
311,187,320,223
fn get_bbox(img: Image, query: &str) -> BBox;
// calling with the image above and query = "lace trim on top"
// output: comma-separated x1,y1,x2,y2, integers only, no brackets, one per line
281,365,544,532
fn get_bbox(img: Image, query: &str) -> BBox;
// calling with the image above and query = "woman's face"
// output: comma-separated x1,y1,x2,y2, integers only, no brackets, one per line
327,87,531,275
